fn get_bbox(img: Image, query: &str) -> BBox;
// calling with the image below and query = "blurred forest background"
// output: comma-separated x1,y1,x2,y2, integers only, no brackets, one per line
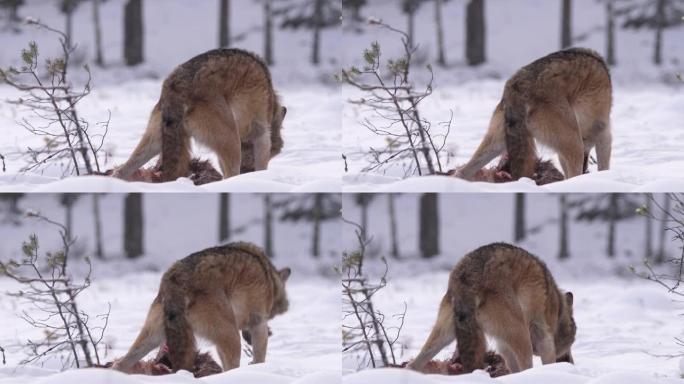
342,0,683,82
0,0,341,82
342,193,682,278
0,193,342,277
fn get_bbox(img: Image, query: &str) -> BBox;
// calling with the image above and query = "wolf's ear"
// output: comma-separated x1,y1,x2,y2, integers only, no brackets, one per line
565,292,574,306
281,106,287,118
278,267,291,282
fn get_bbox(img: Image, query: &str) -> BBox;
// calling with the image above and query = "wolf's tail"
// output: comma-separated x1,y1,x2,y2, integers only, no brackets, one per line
162,277,196,372
452,288,486,372
502,87,536,180
160,87,191,182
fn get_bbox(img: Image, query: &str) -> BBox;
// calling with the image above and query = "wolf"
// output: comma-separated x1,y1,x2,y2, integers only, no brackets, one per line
407,243,576,374
113,242,291,373
112,48,287,182
454,48,612,181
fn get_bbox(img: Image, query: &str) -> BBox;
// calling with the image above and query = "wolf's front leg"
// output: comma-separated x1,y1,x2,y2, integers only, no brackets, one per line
113,299,165,372
252,130,272,172
248,322,269,364
454,107,506,180
113,105,162,180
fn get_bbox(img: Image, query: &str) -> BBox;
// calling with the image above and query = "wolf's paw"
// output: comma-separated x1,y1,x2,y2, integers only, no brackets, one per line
450,168,466,179
110,168,125,179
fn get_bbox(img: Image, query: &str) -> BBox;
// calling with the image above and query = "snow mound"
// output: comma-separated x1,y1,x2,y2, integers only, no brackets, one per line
342,366,681,384
0,367,341,384
0,166,341,193
343,163,684,193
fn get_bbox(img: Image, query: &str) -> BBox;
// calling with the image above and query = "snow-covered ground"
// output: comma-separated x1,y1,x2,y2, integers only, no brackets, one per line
0,0,342,192
342,0,684,192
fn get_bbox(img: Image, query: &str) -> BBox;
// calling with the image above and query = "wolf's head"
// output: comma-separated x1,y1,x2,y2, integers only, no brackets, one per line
270,267,291,318
555,291,576,363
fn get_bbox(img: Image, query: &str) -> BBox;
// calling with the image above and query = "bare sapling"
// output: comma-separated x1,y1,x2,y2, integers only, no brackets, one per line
340,19,452,176
634,193,684,357
341,218,406,369
0,211,110,369
0,19,109,176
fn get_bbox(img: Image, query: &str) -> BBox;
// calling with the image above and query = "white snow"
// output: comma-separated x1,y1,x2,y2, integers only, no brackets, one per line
342,0,684,192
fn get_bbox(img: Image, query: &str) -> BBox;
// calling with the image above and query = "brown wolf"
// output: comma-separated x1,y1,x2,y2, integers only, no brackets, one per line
455,48,612,181
113,49,287,182
113,242,291,373
407,243,576,374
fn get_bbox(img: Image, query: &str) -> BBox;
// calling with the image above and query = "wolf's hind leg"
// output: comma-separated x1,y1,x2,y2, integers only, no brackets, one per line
186,101,242,179
529,101,583,179
531,322,556,365
497,343,521,372
114,299,165,372
113,107,163,179
481,297,532,372
188,293,241,371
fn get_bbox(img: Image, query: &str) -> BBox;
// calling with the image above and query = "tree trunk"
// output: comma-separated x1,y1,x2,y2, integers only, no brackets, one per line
607,194,617,258
9,3,20,21
124,0,144,66
264,195,273,258
653,0,665,65
93,0,104,66
605,0,615,66
219,193,230,242
466,0,485,66
93,194,104,259
219,0,230,48
61,194,77,243
435,0,446,66
561,0,572,48
312,0,323,65
407,9,415,49
65,9,73,48
388,194,399,259
655,195,671,264
312,194,322,257
357,194,372,242
514,193,526,242
124,193,144,259
645,196,653,260
558,195,570,259
419,193,439,258
264,0,274,66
